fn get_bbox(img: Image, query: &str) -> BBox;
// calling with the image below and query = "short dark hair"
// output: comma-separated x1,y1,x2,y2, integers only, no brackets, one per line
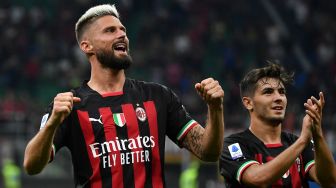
239,61,294,98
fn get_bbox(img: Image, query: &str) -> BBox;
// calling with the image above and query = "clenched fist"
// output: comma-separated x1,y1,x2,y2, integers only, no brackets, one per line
50,92,81,126
195,78,224,109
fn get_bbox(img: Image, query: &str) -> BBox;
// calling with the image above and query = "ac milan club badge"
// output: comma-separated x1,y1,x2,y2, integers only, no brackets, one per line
135,107,147,122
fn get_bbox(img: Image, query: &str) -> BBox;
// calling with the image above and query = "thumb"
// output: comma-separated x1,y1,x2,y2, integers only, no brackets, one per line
195,83,201,91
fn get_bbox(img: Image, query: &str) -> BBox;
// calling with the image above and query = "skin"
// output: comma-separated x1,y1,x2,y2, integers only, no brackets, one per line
24,15,225,175
239,77,336,187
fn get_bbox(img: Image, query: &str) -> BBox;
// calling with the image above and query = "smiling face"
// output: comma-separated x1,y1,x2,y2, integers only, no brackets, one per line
81,15,132,70
244,77,287,124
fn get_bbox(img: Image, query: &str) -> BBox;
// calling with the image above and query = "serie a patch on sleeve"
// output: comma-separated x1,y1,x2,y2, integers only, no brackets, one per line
228,143,243,160
40,113,49,130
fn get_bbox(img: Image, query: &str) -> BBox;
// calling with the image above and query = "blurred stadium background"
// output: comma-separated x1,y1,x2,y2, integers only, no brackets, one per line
0,0,335,187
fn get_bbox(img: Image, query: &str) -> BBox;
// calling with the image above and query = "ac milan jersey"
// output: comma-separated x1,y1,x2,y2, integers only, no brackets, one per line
40,78,199,188
219,129,315,188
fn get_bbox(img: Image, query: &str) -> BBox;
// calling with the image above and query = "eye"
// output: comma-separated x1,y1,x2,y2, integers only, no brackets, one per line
120,26,126,33
279,88,286,95
263,88,273,95
105,27,116,33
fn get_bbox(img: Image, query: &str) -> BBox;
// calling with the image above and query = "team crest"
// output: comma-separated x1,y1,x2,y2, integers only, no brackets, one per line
113,113,126,127
135,107,147,122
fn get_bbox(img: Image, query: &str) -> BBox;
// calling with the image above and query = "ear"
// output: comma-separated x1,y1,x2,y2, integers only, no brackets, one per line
242,96,253,111
80,40,94,54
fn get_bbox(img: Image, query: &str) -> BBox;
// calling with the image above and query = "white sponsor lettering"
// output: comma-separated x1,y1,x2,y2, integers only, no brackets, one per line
89,136,155,158
89,136,155,168
103,154,117,168
89,143,102,158
120,150,150,165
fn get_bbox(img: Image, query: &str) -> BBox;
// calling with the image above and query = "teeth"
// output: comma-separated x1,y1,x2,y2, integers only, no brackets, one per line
114,43,126,51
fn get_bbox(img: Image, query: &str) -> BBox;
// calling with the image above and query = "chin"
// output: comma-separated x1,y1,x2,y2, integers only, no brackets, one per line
267,116,284,124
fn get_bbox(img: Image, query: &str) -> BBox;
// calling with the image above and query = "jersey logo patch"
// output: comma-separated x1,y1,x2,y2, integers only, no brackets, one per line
89,115,103,125
40,113,49,129
228,143,243,160
113,113,126,127
135,107,147,122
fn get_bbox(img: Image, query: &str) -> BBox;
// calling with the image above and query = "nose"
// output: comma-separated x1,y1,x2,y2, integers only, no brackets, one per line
274,91,285,103
117,29,126,39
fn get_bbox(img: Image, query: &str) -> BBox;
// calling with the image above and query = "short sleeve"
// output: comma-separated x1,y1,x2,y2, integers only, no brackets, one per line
219,137,260,184
163,86,198,146
302,139,315,177
39,102,70,162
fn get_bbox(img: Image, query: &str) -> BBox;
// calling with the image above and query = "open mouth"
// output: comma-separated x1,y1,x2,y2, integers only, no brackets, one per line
113,42,127,53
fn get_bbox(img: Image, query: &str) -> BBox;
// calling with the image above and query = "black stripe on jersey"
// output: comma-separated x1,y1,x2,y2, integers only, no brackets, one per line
88,109,112,188
134,102,153,188
72,112,93,188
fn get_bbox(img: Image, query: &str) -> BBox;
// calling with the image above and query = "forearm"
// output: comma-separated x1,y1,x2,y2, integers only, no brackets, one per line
182,105,224,162
243,138,307,186
24,122,58,175
313,132,336,187
202,105,224,160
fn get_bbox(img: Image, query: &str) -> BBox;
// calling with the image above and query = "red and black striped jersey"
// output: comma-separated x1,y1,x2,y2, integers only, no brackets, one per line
40,78,199,188
219,129,315,188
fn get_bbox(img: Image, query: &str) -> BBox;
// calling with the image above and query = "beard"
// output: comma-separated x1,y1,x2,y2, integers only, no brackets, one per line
256,108,286,125
96,49,133,70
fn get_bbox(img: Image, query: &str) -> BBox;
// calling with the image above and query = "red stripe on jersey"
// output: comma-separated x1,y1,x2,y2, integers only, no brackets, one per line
144,101,164,188
121,104,146,188
101,91,123,97
266,156,283,187
99,107,124,188
265,143,283,148
77,110,102,188
290,156,302,188
254,154,263,163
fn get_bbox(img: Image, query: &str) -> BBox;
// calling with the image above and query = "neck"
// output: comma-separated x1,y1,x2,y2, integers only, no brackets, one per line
88,60,126,94
249,116,282,144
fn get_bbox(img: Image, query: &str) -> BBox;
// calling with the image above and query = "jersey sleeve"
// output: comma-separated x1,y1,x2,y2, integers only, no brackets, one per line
162,86,199,147
301,139,315,178
39,102,70,162
219,137,260,184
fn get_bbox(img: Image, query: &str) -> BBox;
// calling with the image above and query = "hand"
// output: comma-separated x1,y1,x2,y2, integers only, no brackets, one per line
304,92,325,136
49,92,81,126
195,78,224,109
299,114,313,144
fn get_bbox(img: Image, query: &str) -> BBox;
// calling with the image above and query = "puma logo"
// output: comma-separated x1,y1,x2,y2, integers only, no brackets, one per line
89,115,103,125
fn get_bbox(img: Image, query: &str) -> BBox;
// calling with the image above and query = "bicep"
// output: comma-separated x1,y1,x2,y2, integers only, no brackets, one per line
181,125,205,158
308,166,320,184
241,163,267,187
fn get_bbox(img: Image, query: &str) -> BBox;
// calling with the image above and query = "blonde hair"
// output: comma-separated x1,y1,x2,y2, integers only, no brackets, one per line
75,4,120,43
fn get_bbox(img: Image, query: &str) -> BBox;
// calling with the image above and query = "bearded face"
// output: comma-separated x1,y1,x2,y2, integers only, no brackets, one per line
84,15,133,70
96,46,133,70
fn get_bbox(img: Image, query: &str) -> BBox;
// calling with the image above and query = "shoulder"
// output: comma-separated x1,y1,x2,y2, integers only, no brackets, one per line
281,131,299,143
71,81,96,99
127,78,174,96
128,78,169,90
225,129,252,143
